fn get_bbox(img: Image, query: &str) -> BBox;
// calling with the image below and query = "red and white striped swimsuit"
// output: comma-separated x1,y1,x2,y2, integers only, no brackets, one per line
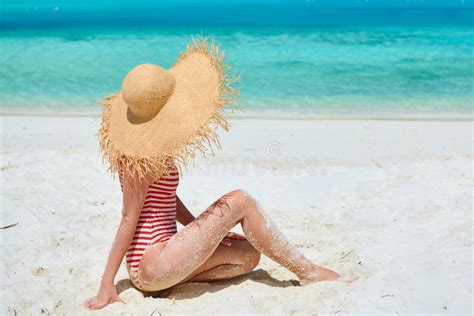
118,165,179,273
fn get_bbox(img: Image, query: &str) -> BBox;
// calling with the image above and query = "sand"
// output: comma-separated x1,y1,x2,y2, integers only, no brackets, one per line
0,115,472,315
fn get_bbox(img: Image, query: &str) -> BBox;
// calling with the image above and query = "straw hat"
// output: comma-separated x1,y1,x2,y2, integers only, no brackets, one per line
97,36,239,181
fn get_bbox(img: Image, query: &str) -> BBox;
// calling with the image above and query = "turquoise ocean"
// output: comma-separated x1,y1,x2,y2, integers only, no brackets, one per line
1,2,473,119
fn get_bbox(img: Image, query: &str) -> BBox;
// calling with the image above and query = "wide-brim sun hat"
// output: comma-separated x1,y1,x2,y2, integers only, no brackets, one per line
97,36,240,181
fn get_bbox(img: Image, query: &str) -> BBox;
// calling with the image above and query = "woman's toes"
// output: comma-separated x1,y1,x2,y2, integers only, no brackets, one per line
339,274,359,284
299,267,350,286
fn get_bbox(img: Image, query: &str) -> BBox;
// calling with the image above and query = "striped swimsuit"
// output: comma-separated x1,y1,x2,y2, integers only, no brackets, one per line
118,164,179,288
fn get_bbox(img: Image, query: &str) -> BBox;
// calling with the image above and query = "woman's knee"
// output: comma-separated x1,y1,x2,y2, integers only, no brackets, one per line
227,239,261,272
243,244,261,271
223,189,257,213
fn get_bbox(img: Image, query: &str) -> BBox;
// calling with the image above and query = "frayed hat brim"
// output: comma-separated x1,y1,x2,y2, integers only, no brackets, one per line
97,36,240,181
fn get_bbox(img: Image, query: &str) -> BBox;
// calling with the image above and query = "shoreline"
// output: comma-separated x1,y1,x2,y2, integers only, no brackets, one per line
1,111,473,122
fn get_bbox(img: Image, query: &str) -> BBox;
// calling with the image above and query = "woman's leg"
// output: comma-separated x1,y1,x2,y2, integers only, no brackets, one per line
179,239,261,283
138,189,339,291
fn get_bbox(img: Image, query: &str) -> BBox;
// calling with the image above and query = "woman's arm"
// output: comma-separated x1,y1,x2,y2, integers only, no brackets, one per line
176,195,195,226
84,170,151,310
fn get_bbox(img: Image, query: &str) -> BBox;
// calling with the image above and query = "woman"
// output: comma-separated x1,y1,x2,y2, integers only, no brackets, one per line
83,37,349,310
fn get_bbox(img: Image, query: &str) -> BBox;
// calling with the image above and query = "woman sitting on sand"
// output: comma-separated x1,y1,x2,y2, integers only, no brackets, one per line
83,37,347,310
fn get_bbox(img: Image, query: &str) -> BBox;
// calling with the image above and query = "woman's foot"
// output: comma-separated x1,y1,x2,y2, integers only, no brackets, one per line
299,266,356,286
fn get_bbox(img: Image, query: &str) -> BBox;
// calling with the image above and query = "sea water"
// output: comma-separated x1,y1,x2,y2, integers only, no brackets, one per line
1,6,473,119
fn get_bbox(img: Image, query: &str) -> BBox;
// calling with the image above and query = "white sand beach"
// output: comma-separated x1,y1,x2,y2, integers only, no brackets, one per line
0,115,472,315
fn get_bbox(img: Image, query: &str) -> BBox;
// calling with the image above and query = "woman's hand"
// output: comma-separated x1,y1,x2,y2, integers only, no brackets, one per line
220,231,247,247
83,282,125,310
